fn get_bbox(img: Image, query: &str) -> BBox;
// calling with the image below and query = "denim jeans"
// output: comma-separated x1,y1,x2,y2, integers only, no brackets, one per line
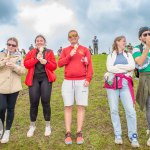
106,79,137,138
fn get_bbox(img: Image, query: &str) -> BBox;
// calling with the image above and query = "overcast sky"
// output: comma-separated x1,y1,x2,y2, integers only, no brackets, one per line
0,0,149,53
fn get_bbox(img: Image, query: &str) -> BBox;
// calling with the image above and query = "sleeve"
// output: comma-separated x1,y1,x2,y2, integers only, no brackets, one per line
0,52,7,68
132,46,141,59
85,49,93,82
58,49,72,67
12,57,26,76
106,54,126,73
45,51,57,71
24,51,39,69
115,53,135,71
0,59,7,68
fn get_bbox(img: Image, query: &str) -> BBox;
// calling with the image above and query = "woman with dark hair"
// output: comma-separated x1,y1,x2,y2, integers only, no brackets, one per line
24,35,57,137
0,37,25,143
104,36,140,148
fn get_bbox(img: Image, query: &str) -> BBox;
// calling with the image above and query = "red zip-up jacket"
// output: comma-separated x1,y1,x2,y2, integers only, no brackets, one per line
58,45,93,82
24,48,57,86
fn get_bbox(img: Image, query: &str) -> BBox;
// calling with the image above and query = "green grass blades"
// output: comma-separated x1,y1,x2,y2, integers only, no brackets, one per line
0,54,148,150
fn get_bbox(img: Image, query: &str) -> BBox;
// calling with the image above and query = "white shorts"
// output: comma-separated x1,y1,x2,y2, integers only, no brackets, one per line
61,79,89,106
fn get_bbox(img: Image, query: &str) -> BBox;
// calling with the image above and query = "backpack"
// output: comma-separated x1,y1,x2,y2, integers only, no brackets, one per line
134,44,143,78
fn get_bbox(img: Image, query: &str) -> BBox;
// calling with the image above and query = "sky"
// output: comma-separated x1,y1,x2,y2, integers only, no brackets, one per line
0,0,149,54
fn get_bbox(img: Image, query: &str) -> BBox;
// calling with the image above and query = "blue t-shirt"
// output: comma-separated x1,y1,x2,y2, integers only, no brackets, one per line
114,53,128,65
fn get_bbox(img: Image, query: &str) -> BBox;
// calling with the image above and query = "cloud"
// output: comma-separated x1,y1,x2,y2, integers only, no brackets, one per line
82,0,150,52
0,0,78,52
19,2,75,35
0,0,17,25
0,0,149,53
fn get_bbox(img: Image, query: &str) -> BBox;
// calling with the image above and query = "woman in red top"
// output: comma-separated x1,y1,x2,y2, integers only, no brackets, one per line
24,35,57,137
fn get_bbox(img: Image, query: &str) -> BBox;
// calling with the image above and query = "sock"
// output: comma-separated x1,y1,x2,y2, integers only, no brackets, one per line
45,121,50,127
30,122,36,127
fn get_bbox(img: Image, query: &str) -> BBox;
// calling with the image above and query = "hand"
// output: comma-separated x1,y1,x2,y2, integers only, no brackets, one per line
146,36,150,49
6,62,15,68
39,59,47,65
81,57,88,65
70,49,76,57
0,57,9,64
3,57,10,61
84,80,89,87
37,52,43,60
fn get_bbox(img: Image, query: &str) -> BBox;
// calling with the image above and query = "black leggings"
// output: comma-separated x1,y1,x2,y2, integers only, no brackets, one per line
0,92,19,130
29,77,52,122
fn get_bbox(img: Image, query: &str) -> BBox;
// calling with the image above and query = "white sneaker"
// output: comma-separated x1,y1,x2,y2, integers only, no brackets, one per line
115,135,123,145
147,130,150,146
44,126,51,136
27,126,36,137
131,139,140,148
147,137,150,146
129,133,140,148
1,130,10,143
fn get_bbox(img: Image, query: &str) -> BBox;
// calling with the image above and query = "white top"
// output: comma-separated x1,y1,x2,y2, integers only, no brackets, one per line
106,51,135,77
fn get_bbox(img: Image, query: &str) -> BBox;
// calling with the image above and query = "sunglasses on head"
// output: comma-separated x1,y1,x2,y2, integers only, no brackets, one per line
143,33,150,37
7,43,17,47
68,34,78,38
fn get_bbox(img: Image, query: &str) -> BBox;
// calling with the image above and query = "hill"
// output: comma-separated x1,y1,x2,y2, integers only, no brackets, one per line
0,54,148,150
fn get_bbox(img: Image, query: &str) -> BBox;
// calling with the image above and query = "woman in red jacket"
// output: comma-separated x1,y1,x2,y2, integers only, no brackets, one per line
24,35,57,137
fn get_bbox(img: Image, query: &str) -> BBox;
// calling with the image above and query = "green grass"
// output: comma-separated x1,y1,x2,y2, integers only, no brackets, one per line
0,54,149,150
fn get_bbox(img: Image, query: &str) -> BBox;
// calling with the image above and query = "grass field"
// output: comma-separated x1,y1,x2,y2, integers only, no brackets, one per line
0,54,149,150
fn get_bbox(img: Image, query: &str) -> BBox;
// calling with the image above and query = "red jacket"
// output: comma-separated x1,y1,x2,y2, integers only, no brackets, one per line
58,45,93,82
24,48,57,86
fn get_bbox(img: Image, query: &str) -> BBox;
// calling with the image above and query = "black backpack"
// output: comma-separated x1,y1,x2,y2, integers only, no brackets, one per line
134,44,143,78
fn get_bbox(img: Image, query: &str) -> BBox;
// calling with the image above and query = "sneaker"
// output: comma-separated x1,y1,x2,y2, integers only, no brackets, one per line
147,137,150,146
1,130,10,143
76,131,84,144
27,126,36,137
129,133,140,148
147,138,150,146
65,132,72,145
115,135,123,145
147,130,150,146
147,129,150,135
45,126,51,136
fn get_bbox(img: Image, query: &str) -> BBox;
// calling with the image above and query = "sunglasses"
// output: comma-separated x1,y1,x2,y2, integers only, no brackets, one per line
143,33,150,37
7,43,17,47
68,34,78,38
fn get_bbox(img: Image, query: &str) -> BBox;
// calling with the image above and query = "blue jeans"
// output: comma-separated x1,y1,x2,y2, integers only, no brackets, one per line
106,79,137,138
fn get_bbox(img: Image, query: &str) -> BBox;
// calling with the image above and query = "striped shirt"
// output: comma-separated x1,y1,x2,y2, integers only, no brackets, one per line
132,44,150,72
